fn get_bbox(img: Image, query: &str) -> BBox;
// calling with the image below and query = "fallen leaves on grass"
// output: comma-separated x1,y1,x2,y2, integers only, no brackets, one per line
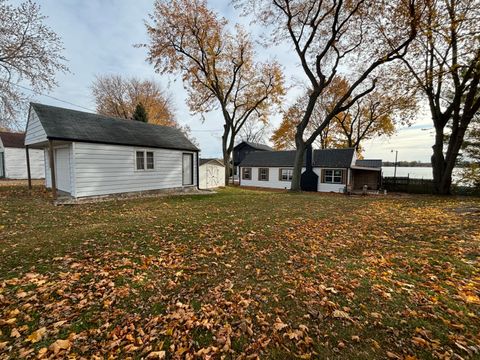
0,187,479,359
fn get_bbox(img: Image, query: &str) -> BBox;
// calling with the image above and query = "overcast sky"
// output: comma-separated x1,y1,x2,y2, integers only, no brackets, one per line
16,0,435,162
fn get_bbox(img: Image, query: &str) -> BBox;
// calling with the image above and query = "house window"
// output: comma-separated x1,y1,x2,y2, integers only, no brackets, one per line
136,150,154,170
258,168,269,181
279,168,293,181
146,152,154,169
242,167,251,180
324,169,343,183
136,151,145,170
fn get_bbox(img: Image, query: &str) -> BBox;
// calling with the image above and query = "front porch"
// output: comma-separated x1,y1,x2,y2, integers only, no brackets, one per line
350,166,382,191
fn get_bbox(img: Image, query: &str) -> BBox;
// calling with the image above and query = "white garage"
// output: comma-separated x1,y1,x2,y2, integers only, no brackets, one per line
0,131,44,179
199,158,225,189
24,103,199,199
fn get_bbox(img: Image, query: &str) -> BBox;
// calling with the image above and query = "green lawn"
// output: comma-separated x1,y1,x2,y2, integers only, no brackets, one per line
0,185,479,359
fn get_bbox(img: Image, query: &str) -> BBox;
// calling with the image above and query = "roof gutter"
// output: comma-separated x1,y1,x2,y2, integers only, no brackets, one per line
46,136,200,153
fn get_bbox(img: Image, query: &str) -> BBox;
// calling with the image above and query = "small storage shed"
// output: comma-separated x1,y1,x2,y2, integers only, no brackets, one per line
199,158,225,189
0,131,44,179
24,103,199,199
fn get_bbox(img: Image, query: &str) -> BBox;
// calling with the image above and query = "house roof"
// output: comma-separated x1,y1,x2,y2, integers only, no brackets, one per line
239,148,356,168
355,159,382,168
30,103,199,151
200,158,224,166
234,141,273,151
0,131,25,149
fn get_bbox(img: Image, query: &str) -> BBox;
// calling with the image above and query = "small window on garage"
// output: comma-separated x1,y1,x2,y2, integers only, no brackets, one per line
136,151,145,170
136,150,154,171
146,151,154,169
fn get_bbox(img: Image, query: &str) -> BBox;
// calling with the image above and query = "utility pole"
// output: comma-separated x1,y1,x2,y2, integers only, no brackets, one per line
391,149,398,180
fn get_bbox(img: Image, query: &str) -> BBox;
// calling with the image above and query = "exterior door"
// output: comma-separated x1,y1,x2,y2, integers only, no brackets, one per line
0,152,4,178
182,153,193,186
207,165,219,187
55,147,71,193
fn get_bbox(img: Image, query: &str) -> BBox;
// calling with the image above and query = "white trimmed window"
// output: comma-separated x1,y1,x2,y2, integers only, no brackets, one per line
324,169,342,183
136,150,154,170
279,168,293,181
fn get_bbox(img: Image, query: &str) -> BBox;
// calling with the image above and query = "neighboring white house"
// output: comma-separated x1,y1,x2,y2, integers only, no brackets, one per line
24,103,199,199
0,131,44,179
199,158,225,189
239,147,382,193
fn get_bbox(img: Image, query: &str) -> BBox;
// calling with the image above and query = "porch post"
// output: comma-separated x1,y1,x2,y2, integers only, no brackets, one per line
196,151,199,189
26,145,32,189
48,140,57,200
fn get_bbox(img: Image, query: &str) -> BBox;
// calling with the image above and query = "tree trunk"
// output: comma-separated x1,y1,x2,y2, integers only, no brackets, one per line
431,115,471,195
222,124,231,186
431,127,449,194
223,150,231,186
290,137,306,192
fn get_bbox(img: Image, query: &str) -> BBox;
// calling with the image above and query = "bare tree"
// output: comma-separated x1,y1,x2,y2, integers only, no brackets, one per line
0,0,68,128
238,117,270,144
401,0,480,194
237,0,419,190
145,0,285,185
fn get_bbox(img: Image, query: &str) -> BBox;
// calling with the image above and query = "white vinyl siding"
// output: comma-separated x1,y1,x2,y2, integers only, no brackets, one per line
240,167,297,189
2,147,44,179
240,166,347,193
25,111,47,145
73,143,196,198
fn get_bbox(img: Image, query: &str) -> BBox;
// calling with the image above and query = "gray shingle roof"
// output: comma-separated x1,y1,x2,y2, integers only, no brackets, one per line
0,131,25,148
239,148,355,168
30,103,198,151
355,159,382,168
235,141,273,151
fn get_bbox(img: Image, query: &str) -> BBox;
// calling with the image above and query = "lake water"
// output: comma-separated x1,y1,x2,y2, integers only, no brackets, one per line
382,166,463,182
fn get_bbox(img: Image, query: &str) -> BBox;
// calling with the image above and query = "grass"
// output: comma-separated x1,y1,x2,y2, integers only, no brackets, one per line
0,184,479,359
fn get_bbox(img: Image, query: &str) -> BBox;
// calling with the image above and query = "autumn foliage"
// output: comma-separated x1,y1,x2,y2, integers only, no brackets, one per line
91,75,176,127
271,77,415,152
0,185,479,358
145,0,284,184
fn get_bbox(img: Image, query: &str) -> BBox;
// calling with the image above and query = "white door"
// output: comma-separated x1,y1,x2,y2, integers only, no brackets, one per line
207,165,219,188
55,147,71,193
182,153,193,185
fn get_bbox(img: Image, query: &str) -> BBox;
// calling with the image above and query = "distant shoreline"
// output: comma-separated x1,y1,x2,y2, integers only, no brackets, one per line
383,162,431,167
382,162,472,168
